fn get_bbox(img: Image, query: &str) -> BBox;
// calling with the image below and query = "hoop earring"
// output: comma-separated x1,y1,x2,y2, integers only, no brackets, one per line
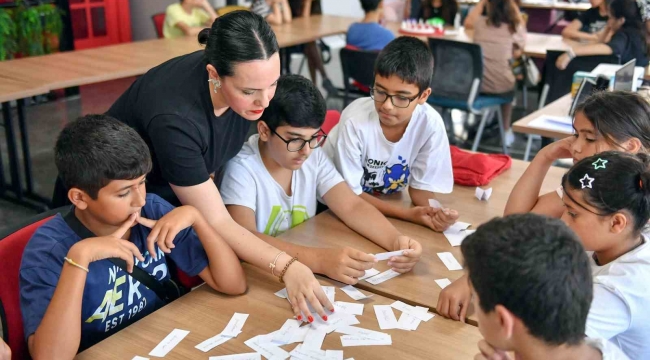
208,78,221,94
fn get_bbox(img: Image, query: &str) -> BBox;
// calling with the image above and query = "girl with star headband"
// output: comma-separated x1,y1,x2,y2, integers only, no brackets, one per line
560,151,650,359
505,91,650,218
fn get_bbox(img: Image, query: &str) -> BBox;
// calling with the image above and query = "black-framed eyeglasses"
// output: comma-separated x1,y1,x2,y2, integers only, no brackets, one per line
369,87,421,108
271,128,327,152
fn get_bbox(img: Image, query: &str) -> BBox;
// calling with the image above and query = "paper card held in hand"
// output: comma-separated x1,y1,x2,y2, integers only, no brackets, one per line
373,250,405,261
358,268,380,281
428,199,442,209
365,269,401,285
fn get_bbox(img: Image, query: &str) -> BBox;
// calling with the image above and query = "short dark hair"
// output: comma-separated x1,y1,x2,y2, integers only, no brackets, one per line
260,74,326,130
563,151,650,235
360,0,382,13
574,91,650,150
54,114,152,199
461,214,593,346
198,10,279,77
374,36,433,93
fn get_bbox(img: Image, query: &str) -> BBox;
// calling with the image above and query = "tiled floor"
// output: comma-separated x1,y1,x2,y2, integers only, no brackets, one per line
0,41,544,231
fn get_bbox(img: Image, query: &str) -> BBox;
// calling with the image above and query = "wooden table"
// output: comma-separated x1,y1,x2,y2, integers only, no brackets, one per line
76,264,482,360
458,0,591,11
279,159,565,325
386,24,574,58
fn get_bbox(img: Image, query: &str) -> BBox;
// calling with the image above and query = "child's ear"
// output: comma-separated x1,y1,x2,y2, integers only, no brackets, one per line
494,304,515,341
417,87,432,105
258,121,271,141
622,137,643,154
68,188,90,210
609,212,629,235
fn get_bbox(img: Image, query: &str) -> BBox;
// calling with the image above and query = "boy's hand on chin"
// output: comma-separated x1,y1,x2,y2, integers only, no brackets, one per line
137,206,200,259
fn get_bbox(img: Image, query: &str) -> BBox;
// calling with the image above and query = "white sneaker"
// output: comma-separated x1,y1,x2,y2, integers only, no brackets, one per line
505,129,515,147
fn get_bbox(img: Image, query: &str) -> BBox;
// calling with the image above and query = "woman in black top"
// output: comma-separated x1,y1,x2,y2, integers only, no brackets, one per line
107,11,333,321
557,0,648,69
562,0,609,41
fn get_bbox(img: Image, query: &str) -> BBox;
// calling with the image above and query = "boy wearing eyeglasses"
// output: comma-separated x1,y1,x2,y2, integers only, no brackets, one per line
323,36,458,232
220,74,422,285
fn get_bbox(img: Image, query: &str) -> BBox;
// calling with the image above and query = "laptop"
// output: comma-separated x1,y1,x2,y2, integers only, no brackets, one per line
612,59,636,91
543,77,597,129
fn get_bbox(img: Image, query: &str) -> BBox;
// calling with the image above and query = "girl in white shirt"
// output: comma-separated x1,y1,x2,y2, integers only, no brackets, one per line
560,151,650,359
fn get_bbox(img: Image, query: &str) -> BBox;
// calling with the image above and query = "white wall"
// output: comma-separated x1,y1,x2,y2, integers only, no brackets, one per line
321,0,363,17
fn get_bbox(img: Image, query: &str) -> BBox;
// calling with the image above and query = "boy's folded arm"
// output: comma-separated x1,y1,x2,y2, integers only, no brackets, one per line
408,187,437,207
359,192,413,222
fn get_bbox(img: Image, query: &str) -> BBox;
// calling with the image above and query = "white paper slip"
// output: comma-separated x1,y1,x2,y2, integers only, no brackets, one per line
335,301,364,316
326,350,344,360
244,335,290,360
302,328,327,350
397,306,430,331
373,250,405,261
358,268,380,281
132,357,149,360
344,358,355,360
148,329,189,357
290,325,311,344
437,252,463,271
373,305,399,330
365,269,401,285
443,221,472,247
310,311,359,333
340,285,373,300
428,198,442,209
527,115,573,133
390,301,434,322
475,187,493,201
334,326,390,341
290,345,328,360
209,353,261,360
273,319,302,344
340,335,392,347
195,333,239,352
322,286,336,303
275,288,288,299
435,278,452,289
222,313,249,337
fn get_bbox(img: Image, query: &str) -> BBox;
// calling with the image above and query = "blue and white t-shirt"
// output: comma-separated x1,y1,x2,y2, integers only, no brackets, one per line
20,194,209,351
323,97,453,196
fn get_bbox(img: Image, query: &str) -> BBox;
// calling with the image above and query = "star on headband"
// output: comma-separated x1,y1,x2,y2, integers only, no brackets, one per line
580,174,595,189
592,158,608,170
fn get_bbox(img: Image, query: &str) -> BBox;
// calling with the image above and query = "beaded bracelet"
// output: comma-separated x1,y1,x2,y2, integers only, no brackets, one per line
64,257,89,273
279,257,298,283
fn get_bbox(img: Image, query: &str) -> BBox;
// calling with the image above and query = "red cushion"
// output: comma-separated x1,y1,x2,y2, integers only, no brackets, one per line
0,216,54,360
322,110,341,134
152,13,166,39
450,146,512,186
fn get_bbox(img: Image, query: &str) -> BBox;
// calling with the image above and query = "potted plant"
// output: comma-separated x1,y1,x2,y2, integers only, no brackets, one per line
38,3,63,54
14,0,44,57
0,7,17,60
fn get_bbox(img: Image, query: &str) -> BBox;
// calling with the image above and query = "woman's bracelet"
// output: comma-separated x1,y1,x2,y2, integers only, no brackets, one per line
279,257,298,283
269,251,286,277
64,257,89,273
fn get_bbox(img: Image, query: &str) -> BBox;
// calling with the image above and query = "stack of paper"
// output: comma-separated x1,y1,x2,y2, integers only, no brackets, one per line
389,301,435,331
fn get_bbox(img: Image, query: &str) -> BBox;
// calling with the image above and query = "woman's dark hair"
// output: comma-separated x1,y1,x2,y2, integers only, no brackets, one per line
486,0,522,33
574,91,650,151
562,151,650,235
609,0,646,42
198,10,279,77
420,0,459,24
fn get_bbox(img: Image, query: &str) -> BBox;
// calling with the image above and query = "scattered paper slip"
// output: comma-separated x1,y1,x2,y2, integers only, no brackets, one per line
340,335,392,347
475,187,492,201
310,311,360,333
149,329,189,357
222,313,249,337
340,285,373,300
373,305,399,330
322,286,336,303
209,353,261,360
335,326,390,341
132,357,149,360
334,301,364,316
428,199,442,209
244,335,290,360
437,252,463,271
358,268,380,281
365,269,401,285
326,350,344,360
275,288,288,299
435,278,452,289
290,345,328,360
273,319,302,344
390,301,434,322
302,328,327,350
195,333,239,352
397,305,430,331
443,222,473,247
373,250,404,261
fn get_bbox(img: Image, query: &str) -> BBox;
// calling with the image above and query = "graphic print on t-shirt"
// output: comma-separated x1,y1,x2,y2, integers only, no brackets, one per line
84,247,168,334
263,205,310,236
362,156,411,195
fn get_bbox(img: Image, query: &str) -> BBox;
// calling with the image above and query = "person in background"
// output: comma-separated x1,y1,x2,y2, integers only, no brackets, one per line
288,0,338,97
347,0,396,51
557,0,648,69
416,0,459,24
250,0,293,25
464,0,527,147
562,0,609,41
163,0,218,38
383,0,407,22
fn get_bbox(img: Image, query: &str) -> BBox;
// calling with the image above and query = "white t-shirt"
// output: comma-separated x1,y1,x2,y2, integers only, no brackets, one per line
585,237,650,359
585,337,631,360
220,135,344,236
323,97,453,196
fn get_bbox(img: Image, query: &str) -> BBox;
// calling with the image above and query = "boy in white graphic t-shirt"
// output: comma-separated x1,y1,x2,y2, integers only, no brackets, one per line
323,36,458,232
220,74,423,285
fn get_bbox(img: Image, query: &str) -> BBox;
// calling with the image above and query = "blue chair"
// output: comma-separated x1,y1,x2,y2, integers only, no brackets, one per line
427,38,510,154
